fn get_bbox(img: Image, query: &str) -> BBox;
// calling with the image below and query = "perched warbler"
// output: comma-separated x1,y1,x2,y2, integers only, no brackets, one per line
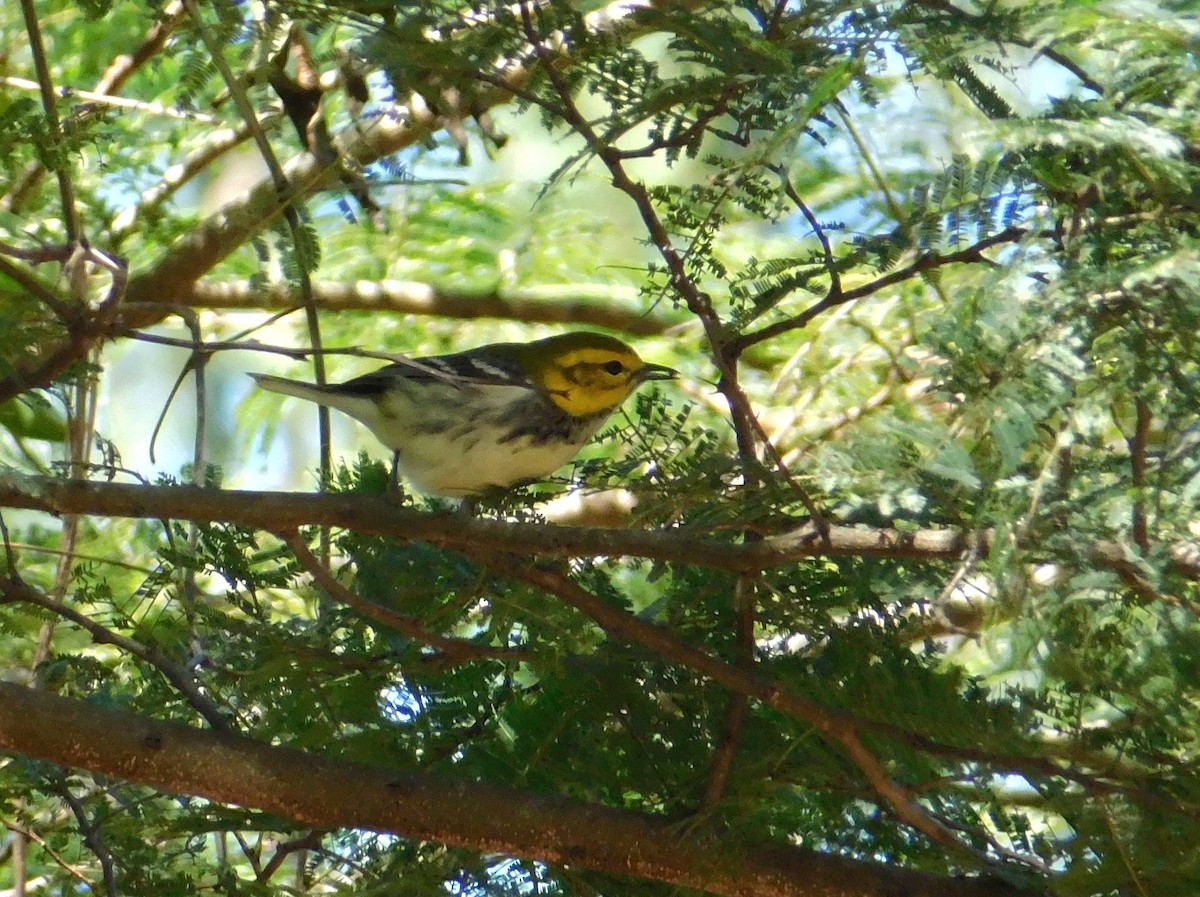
251,331,676,497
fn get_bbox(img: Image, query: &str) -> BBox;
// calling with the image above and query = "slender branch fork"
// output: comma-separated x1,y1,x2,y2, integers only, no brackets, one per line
0,246,129,405
484,555,999,857
0,571,230,731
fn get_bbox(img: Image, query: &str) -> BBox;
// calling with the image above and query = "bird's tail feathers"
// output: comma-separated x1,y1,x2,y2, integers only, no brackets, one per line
249,373,338,406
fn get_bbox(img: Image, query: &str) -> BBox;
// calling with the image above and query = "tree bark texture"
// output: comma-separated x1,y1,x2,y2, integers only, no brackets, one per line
0,683,1036,897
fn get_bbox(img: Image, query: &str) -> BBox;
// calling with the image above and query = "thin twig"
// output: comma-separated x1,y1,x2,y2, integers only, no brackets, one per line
773,165,841,298
4,541,157,574
182,311,208,677
0,574,230,730
281,529,527,668
95,1,186,93
57,785,118,897
1101,798,1149,897
257,830,324,883
0,248,77,322
1038,46,1104,96
2,819,95,888
702,575,755,808
182,0,332,492
731,225,1028,353
1128,400,1151,555
0,76,218,123
514,1,829,536
837,730,998,867
17,0,80,241
232,832,262,876
912,0,1104,96
0,511,15,574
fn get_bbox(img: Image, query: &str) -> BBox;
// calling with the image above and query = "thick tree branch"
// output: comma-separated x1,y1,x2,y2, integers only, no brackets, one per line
177,279,677,335
0,683,1036,897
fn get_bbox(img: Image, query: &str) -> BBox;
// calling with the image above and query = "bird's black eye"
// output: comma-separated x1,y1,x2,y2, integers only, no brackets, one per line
603,360,625,375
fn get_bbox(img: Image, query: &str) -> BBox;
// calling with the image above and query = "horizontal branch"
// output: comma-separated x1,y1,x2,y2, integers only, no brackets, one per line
6,471,1185,804
0,683,1034,897
0,474,975,572
0,75,217,123
4,475,1196,590
179,279,678,335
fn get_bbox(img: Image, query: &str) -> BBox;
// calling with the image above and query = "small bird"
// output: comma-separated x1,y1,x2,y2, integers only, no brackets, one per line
251,331,676,497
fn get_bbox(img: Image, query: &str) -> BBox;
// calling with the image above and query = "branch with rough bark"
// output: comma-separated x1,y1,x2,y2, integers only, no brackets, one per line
2,475,1194,586
0,473,980,572
0,682,1036,897
176,279,679,335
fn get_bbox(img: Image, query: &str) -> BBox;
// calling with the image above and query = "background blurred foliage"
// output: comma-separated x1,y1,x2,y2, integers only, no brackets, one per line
1,0,1199,895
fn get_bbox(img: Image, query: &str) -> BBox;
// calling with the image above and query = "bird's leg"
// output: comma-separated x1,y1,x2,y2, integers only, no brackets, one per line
387,450,404,499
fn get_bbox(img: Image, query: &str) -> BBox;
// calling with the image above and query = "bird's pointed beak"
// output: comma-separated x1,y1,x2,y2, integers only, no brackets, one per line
638,363,677,382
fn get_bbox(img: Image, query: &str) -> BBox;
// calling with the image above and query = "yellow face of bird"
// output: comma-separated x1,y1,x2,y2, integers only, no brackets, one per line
525,336,676,418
